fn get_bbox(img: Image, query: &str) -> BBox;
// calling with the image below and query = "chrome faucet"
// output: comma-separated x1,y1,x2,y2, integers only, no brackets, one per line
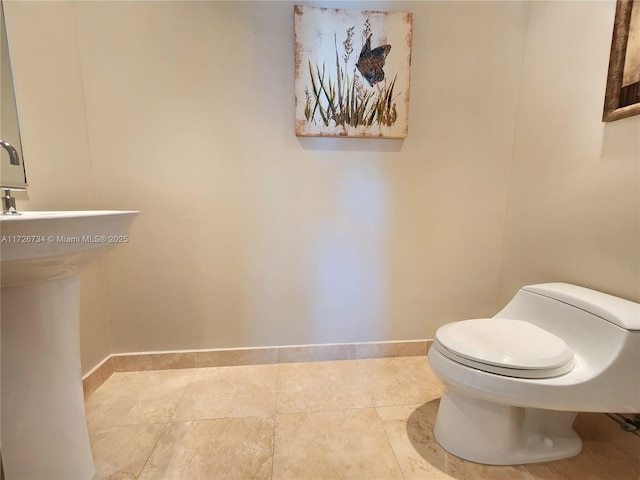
1,139,22,215
0,139,20,165
2,188,20,215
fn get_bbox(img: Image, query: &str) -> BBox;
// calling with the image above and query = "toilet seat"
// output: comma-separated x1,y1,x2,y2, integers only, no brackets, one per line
434,319,574,379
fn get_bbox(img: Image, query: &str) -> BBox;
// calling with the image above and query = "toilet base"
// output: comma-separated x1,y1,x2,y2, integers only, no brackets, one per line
434,388,582,465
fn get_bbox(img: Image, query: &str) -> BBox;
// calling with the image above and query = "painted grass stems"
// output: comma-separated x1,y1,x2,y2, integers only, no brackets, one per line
303,27,401,131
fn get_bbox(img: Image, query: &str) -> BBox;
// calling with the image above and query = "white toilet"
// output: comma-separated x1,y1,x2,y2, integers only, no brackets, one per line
428,282,640,465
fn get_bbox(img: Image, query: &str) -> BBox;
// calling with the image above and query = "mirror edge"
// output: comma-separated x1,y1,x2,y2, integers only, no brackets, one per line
0,0,27,189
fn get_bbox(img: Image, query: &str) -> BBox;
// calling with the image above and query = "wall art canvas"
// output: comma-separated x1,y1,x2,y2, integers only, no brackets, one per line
603,0,640,121
294,5,413,138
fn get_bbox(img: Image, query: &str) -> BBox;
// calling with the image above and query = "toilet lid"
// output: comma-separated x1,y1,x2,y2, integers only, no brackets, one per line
434,319,574,375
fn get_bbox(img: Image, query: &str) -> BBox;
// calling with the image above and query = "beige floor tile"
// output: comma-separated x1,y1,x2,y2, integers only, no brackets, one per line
84,357,639,480
89,423,166,480
85,369,196,428
272,408,404,480
523,413,640,480
277,360,373,413
377,401,535,480
575,413,640,469
171,364,278,421
137,416,275,480
377,401,452,479
358,356,444,407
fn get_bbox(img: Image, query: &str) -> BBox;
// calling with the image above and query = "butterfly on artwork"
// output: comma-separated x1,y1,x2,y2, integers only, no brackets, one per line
356,34,392,86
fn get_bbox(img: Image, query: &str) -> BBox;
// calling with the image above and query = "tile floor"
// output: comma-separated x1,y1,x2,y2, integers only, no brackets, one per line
85,356,640,480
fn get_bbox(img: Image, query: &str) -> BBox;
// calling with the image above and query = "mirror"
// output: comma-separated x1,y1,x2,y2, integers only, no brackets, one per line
0,0,26,188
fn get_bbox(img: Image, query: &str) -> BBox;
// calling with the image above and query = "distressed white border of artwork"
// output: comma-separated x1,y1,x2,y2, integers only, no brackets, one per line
294,5,413,138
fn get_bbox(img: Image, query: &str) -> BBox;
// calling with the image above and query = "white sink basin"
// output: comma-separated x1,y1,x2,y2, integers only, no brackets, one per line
1,210,139,479
1,210,138,287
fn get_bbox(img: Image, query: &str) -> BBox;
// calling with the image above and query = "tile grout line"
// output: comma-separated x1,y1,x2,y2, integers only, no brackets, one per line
375,405,408,480
270,362,281,480
168,368,199,424
135,368,198,479
355,358,377,410
357,360,407,479
135,422,171,480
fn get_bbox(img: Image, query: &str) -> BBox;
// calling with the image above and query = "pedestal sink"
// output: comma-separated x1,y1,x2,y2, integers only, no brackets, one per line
1,210,139,479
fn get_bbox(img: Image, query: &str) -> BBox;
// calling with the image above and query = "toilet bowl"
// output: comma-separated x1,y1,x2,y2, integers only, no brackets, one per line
428,283,640,465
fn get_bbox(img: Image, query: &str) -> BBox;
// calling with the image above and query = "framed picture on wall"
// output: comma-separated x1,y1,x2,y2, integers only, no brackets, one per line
603,0,640,122
294,6,413,138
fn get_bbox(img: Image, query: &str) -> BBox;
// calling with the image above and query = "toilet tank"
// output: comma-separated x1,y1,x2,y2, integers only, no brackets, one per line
518,283,639,331
495,283,640,376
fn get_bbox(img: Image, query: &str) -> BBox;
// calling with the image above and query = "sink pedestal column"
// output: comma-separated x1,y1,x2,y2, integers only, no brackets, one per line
2,275,95,479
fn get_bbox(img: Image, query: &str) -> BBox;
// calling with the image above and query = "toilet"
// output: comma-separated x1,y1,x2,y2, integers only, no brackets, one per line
428,282,640,465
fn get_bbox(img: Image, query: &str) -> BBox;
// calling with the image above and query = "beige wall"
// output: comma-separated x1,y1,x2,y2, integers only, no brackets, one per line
499,1,640,305
75,0,525,354
3,1,112,373
4,1,637,373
